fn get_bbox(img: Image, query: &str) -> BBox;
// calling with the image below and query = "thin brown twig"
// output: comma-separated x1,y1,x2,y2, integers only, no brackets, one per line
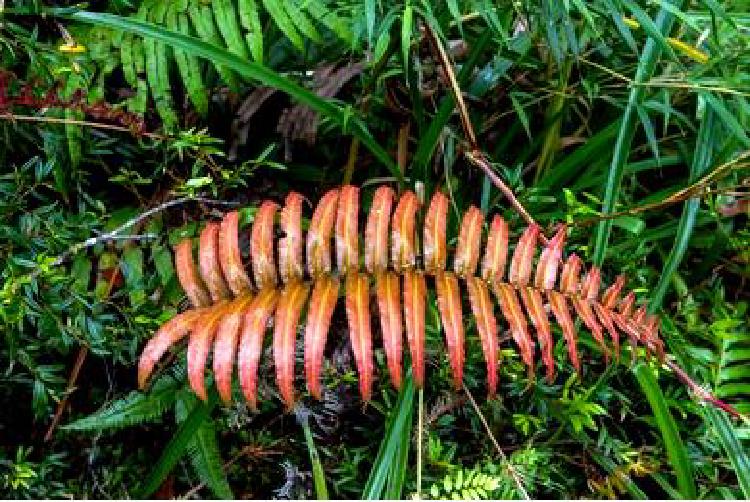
0,113,166,140
462,383,531,500
44,346,89,441
421,22,547,245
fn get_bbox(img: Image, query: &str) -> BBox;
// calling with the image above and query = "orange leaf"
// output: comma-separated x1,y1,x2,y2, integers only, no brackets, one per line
534,225,565,290
481,215,509,283
187,301,232,401
304,275,340,399
365,185,395,274
345,272,374,402
336,185,360,274
174,239,211,307
454,206,483,278
570,296,609,361
493,283,535,374
548,291,581,377
138,309,203,389
423,191,449,274
273,282,309,410
580,266,601,301
199,223,232,301
307,189,339,278
560,254,582,294
403,270,426,387
592,302,620,360
218,211,253,296
436,272,465,389
466,277,498,398
237,288,278,411
279,192,305,284
601,275,626,309
509,224,539,287
376,271,403,389
251,200,280,289
391,190,419,272
619,291,635,317
519,287,555,381
213,293,255,403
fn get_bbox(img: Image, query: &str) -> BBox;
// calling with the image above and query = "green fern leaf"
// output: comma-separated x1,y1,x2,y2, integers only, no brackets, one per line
239,0,264,62
716,330,750,414
261,0,305,50
136,387,218,497
62,366,184,431
176,393,233,499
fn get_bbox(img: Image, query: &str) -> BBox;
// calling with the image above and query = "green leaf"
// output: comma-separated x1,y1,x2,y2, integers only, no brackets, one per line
703,408,750,499
176,393,233,499
363,373,415,500
650,107,715,310
592,0,685,266
63,368,183,431
633,363,696,498
136,389,218,497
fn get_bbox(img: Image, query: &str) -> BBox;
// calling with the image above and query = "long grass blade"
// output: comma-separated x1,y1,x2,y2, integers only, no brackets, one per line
632,362,696,499
591,0,684,266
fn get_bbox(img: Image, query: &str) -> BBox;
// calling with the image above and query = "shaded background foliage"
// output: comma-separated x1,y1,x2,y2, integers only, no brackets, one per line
1,0,749,498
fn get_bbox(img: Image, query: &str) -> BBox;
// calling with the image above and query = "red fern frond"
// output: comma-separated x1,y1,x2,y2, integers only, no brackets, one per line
137,184,736,414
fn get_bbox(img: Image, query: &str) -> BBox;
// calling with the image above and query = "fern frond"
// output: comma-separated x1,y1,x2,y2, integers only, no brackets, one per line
137,185,729,412
64,365,184,431
176,393,233,498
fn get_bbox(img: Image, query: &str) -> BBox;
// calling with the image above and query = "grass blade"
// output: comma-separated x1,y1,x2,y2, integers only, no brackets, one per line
703,407,750,498
591,0,684,266
136,389,218,497
649,107,715,310
632,363,696,499
363,372,415,500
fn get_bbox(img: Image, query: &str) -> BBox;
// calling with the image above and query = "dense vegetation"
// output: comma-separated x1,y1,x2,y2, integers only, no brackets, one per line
1,0,749,499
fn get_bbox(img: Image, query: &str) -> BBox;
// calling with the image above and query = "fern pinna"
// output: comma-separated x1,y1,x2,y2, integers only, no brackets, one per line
140,185,692,410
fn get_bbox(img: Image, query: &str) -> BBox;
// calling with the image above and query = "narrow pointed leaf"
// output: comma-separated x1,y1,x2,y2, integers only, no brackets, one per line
345,272,374,402
560,254,582,294
376,272,403,389
187,301,232,401
403,270,426,387
237,288,278,410
336,185,360,274
365,185,395,274
199,222,233,301
454,206,483,278
304,275,340,399
602,275,626,308
519,287,555,381
534,225,565,290
481,215,509,283
251,200,279,289
213,293,254,403
391,191,419,272
548,291,581,376
423,190,449,274
509,224,539,287
138,309,203,389
435,272,465,389
273,282,309,410
307,189,339,278
174,238,211,307
571,296,609,360
466,277,498,397
493,283,535,374
279,192,305,284
218,211,253,295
